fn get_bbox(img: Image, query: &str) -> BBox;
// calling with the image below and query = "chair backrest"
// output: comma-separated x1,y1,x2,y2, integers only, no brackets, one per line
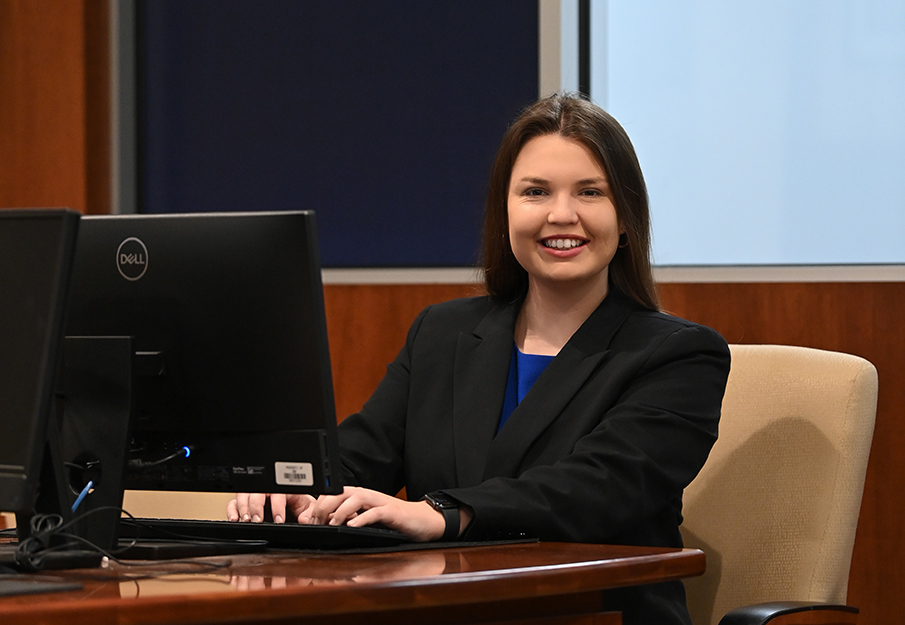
681,344,877,625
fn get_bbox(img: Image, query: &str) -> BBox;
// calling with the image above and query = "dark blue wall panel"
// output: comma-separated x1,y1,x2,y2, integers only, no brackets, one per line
137,1,539,267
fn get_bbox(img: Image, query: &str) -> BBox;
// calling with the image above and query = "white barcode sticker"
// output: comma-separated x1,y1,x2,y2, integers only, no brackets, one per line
275,462,314,486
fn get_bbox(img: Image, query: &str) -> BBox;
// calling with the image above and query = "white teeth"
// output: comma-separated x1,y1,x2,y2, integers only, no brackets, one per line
544,239,584,249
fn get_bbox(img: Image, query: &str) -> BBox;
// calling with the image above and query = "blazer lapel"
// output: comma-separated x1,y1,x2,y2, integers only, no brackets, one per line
483,290,636,479
452,302,519,488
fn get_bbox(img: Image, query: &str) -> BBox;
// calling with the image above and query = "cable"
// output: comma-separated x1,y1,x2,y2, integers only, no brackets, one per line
128,446,192,469
71,480,94,513
13,507,234,577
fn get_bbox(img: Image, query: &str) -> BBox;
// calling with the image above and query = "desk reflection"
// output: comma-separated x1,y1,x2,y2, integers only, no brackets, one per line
229,550,449,590
116,550,451,599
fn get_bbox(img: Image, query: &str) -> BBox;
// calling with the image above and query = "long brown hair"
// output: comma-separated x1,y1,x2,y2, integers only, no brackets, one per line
482,93,659,310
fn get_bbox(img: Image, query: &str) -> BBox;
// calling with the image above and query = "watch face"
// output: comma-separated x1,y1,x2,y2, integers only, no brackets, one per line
427,492,457,509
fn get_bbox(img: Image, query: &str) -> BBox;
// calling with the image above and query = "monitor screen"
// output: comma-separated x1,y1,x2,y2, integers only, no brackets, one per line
0,209,79,514
63,211,342,496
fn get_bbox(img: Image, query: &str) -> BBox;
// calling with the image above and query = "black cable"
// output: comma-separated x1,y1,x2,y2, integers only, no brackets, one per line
13,507,233,577
128,446,192,469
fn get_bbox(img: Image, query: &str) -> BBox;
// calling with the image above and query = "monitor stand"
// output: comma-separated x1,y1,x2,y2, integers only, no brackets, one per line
10,336,133,571
8,336,265,569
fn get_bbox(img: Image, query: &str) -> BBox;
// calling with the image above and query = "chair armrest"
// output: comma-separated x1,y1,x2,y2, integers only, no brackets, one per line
718,601,858,625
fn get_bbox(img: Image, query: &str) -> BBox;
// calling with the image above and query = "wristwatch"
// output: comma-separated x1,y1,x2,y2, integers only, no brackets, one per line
423,491,460,541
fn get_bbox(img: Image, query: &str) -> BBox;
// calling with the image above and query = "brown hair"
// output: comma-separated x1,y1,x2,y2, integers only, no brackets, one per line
482,93,659,310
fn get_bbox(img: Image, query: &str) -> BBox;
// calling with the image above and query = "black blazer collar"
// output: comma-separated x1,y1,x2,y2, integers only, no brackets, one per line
452,290,638,484
452,301,518,487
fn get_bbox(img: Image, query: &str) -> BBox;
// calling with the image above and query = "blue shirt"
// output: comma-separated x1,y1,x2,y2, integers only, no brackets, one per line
498,344,555,432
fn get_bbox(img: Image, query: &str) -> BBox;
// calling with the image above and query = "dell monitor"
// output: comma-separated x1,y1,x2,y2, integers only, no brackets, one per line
62,211,343,504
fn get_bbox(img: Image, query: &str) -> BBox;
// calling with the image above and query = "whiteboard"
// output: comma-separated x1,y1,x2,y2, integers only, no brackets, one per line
593,0,905,266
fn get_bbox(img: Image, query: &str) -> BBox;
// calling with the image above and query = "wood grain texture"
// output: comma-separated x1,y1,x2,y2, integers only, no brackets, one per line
0,542,698,625
0,0,108,214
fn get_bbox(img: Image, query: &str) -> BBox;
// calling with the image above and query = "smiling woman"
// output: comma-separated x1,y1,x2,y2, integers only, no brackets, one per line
482,96,658,313
507,135,621,328
233,94,730,625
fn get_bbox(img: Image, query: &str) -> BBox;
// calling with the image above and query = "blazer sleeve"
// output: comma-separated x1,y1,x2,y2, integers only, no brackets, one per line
444,322,730,544
335,306,430,495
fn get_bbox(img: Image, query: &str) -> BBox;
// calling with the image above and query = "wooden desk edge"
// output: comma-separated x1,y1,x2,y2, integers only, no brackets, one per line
0,543,706,625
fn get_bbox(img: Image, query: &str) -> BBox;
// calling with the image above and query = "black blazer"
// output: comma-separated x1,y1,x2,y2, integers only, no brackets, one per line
338,289,730,625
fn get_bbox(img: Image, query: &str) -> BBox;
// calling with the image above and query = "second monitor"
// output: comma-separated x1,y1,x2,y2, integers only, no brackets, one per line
63,211,342,501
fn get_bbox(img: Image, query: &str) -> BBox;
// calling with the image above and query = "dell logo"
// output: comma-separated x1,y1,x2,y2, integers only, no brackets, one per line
116,237,149,281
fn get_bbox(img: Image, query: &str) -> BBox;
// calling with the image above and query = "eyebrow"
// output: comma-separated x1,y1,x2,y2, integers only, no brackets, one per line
514,177,550,185
575,177,609,186
513,176,609,186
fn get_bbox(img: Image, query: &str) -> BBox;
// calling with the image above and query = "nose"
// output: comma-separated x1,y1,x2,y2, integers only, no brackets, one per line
547,193,579,224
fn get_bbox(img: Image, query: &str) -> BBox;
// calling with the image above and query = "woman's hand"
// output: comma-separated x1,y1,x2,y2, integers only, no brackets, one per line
229,487,473,543
228,493,315,524
301,486,460,543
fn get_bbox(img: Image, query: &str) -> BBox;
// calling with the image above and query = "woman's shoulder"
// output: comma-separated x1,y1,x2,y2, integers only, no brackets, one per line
399,295,508,353
423,293,496,313
415,294,504,328
623,307,730,355
632,307,714,331
590,289,726,347
588,288,725,351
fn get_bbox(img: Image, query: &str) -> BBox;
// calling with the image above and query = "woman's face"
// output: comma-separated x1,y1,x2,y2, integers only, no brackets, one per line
507,134,621,295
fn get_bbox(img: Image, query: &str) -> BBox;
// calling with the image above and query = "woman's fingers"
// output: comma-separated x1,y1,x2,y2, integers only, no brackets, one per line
282,486,455,543
228,493,290,523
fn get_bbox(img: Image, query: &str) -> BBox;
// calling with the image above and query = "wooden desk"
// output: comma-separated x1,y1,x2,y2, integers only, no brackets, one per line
0,542,704,625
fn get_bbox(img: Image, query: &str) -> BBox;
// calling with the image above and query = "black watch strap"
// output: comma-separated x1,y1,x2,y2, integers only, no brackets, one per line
423,492,460,541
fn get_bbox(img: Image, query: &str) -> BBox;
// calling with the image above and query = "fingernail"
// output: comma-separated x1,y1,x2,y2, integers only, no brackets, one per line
274,515,283,524
252,514,261,523
242,513,250,522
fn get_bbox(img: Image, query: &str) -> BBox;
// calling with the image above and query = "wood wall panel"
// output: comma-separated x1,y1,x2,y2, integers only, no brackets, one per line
324,281,905,625
324,283,483,421
0,0,108,214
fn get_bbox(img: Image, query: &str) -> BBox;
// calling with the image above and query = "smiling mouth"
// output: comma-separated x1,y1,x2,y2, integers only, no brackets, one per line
542,238,587,250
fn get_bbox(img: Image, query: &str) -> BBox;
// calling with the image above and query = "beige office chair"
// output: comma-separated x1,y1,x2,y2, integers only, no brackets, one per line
681,344,877,625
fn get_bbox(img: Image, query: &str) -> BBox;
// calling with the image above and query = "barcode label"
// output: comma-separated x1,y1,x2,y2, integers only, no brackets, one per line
275,462,314,486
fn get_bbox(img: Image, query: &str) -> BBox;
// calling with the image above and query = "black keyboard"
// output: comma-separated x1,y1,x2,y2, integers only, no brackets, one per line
120,518,409,551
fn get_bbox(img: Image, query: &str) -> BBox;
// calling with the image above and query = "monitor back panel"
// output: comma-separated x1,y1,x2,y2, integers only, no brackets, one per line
0,209,79,512
64,211,341,495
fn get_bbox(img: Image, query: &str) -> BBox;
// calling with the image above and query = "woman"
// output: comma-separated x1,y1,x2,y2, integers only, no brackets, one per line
230,94,730,624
